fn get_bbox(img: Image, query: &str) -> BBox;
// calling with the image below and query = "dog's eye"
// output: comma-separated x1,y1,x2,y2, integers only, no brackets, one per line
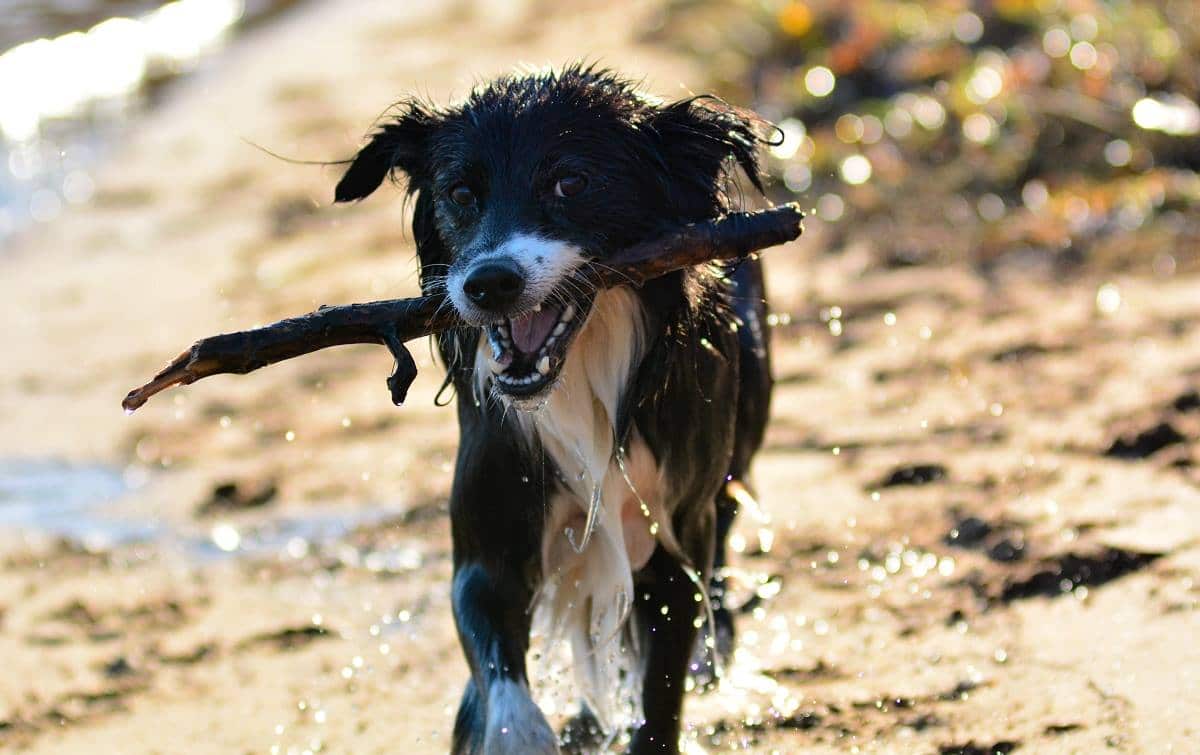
554,174,587,198
449,184,475,207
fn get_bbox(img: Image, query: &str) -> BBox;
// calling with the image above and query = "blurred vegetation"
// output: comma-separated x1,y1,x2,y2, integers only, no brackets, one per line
649,0,1200,276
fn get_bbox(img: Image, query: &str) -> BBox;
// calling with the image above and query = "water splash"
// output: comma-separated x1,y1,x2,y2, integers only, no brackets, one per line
614,446,722,678
563,482,603,555
614,447,649,522
566,445,603,554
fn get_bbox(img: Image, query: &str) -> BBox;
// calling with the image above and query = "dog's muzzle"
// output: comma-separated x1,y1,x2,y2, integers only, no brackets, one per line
462,259,526,315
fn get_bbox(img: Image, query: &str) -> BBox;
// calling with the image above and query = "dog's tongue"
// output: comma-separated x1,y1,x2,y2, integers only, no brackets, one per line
509,307,558,353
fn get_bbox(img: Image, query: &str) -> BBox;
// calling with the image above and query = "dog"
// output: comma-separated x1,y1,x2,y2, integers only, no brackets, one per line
334,64,774,754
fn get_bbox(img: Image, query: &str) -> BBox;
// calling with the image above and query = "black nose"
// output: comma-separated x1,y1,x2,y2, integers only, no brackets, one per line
463,261,525,312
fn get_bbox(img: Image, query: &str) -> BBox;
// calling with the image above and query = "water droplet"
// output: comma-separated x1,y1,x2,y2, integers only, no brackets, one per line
1096,283,1121,315
567,484,603,554
210,523,240,552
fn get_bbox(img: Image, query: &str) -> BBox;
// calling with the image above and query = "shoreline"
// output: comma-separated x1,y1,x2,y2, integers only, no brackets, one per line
3,0,1199,751
0,0,318,245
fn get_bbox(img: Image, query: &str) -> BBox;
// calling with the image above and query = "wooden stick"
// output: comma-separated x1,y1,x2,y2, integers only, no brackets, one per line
122,204,803,412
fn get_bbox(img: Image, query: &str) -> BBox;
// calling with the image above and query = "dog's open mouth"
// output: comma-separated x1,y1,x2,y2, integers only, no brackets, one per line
484,295,592,397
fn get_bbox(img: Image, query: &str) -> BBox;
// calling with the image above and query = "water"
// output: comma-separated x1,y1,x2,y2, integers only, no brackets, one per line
0,458,405,562
1,2,162,53
0,458,142,549
0,0,302,243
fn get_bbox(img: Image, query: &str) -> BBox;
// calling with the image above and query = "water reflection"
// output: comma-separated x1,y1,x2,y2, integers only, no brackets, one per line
0,458,132,550
0,0,287,243
0,0,243,142
0,457,406,563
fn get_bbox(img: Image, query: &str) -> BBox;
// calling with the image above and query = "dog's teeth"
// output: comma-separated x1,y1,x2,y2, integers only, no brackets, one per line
553,322,566,336
562,304,575,321
537,356,550,375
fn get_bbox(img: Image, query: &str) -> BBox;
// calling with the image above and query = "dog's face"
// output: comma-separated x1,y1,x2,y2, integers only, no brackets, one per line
335,65,763,400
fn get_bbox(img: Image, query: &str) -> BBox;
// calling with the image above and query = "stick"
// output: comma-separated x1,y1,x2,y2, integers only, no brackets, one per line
122,204,803,412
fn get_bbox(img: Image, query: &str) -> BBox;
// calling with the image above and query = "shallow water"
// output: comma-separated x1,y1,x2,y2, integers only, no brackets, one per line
0,0,303,243
0,457,402,561
0,2,161,53
0,458,143,548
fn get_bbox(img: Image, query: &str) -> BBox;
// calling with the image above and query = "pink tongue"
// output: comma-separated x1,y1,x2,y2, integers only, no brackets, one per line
509,308,558,353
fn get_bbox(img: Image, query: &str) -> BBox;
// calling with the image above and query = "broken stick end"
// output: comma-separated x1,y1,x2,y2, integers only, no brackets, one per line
121,350,201,413
121,375,184,413
121,393,145,413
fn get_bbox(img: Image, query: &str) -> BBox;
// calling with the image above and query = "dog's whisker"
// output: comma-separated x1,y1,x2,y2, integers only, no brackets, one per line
579,260,634,286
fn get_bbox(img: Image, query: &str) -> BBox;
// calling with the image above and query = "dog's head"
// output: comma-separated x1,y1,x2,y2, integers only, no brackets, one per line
335,64,766,400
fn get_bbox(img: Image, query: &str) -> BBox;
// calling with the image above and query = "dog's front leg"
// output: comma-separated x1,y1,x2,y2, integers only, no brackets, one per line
448,426,558,755
450,562,557,755
630,497,718,755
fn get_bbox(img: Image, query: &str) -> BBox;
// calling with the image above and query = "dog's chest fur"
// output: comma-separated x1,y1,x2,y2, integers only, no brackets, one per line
473,287,672,724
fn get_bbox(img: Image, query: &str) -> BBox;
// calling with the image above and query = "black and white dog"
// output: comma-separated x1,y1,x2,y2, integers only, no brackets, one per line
335,65,773,754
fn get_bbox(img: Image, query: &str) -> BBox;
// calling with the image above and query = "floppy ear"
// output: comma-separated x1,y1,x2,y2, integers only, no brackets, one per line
650,96,769,206
334,102,437,203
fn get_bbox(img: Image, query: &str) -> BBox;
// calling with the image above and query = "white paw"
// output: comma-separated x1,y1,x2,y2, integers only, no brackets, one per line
483,679,560,755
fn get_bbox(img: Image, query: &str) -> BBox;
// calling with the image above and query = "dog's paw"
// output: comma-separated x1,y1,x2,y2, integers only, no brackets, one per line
559,704,607,753
483,679,560,754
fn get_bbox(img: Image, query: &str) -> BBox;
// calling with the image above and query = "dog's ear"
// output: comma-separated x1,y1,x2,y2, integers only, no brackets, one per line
650,96,769,199
334,102,437,203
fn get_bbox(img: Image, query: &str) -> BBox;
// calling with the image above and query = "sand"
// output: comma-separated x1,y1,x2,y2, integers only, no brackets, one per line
2,0,1198,752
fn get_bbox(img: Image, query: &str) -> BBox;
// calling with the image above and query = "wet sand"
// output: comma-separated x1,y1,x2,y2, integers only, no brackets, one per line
2,0,1198,752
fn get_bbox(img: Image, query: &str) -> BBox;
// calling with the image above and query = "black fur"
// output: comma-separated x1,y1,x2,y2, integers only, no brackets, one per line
337,64,773,754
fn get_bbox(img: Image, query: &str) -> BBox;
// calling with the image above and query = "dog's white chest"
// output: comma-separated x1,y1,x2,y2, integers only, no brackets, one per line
501,287,661,568
493,287,671,725
541,433,662,574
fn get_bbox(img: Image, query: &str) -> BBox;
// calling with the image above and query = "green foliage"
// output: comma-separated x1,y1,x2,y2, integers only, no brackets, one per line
651,0,1200,274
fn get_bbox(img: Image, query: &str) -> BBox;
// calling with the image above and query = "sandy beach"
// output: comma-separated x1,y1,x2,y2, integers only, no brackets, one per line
2,0,1199,752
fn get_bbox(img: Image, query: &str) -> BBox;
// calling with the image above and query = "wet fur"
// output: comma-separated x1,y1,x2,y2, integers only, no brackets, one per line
335,64,774,754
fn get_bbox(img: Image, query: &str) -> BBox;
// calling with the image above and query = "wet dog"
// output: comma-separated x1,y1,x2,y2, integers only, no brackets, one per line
335,64,773,754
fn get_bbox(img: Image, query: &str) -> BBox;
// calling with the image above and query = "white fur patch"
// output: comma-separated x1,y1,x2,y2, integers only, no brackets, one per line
534,433,671,730
467,287,681,731
479,287,677,730
448,234,585,325
483,678,559,755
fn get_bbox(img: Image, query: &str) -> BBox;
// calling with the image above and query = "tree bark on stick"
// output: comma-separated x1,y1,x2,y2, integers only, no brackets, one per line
122,203,804,412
